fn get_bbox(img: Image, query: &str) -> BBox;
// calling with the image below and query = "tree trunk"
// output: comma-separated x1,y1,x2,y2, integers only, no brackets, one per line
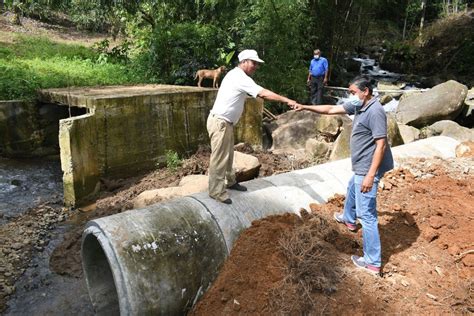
0,0,4,13
402,7,409,40
13,2,22,26
418,0,427,38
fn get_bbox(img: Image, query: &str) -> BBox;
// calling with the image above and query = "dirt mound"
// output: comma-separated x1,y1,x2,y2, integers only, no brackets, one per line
191,162,473,315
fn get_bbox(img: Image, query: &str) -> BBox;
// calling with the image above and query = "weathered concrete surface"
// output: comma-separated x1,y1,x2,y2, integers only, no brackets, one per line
39,85,263,206
0,100,74,157
59,113,100,205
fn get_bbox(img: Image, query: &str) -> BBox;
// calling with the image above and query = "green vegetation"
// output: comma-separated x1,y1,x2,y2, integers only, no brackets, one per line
0,0,472,101
0,34,148,100
165,150,182,172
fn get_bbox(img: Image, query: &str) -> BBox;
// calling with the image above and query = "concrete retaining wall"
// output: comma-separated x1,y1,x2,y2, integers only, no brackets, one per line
39,85,263,206
0,100,74,157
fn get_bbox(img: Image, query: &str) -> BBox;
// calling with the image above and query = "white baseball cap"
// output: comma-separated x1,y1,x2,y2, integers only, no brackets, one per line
238,49,265,63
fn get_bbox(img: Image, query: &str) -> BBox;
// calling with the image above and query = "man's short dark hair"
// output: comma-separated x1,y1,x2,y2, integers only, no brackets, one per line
349,76,373,94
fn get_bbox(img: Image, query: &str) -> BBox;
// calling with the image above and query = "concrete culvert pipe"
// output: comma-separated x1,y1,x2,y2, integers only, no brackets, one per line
81,136,460,315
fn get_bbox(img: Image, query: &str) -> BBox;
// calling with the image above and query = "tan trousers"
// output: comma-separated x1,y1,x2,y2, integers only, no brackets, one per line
207,114,236,201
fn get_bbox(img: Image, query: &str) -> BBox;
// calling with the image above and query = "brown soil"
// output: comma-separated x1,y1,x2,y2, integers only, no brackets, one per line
0,12,113,46
191,158,474,315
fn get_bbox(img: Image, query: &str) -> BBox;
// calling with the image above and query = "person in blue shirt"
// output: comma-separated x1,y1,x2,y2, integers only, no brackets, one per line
306,49,329,105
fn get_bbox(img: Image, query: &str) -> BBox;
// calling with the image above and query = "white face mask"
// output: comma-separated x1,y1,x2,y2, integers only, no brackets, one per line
348,93,363,108
314,55,320,59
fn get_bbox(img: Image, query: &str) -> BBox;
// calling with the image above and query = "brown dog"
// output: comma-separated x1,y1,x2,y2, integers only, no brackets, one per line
194,66,226,88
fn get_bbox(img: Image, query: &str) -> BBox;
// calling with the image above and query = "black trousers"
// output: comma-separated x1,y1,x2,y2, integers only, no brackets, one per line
310,76,324,105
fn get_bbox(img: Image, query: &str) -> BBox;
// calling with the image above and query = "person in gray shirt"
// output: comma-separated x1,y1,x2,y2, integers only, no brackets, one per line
295,76,394,275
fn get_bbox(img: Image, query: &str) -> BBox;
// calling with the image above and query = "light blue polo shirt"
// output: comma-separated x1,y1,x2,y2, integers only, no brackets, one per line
309,57,328,77
343,97,394,176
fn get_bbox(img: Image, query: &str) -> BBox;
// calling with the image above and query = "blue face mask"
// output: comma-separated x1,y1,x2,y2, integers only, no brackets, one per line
348,93,363,109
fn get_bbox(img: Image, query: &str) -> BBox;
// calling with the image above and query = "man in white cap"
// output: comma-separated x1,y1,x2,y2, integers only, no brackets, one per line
207,49,298,204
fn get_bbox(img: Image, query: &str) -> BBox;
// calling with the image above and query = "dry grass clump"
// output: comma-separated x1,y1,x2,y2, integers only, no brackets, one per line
269,210,347,314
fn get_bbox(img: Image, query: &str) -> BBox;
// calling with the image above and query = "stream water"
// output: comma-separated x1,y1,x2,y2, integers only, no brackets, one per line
0,157,63,225
0,157,95,314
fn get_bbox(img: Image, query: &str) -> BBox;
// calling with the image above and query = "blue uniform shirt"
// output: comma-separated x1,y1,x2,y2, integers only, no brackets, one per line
309,57,328,77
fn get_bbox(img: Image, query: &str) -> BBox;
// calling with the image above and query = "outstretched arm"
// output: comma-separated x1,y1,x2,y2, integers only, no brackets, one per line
294,104,346,115
258,89,297,108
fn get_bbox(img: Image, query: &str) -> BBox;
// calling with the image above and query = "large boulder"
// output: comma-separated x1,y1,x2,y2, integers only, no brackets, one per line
314,115,345,140
329,121,352,161
329,114,403,161
396,80,468,128
424,120,474,142
270,110,320,151
305,138,330,161
133,174,209,208
377,81,406,98
233,151,261,182
387,114,404,147
398,89,423,103
133,152,261,208
398,124,421,144
456,87,474,127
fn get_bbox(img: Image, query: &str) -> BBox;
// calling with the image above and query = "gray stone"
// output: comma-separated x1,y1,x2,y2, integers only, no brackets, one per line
271,111,320,151
396,80,468,128
398,124,421,144
329,122,352,161
379,94,393,105
456,87,474,126
314,115,344,140
305,138,330,160
377,81,406,98
133,152,260,208
387,114,404,147
424,120,474,142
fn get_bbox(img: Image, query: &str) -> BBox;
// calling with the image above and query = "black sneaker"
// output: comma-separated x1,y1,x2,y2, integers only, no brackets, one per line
209,195,232,204
228,183,247,191
221,198,232,204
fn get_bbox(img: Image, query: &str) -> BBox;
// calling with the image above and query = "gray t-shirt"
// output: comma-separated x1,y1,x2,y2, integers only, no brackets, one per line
343,97,394,176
